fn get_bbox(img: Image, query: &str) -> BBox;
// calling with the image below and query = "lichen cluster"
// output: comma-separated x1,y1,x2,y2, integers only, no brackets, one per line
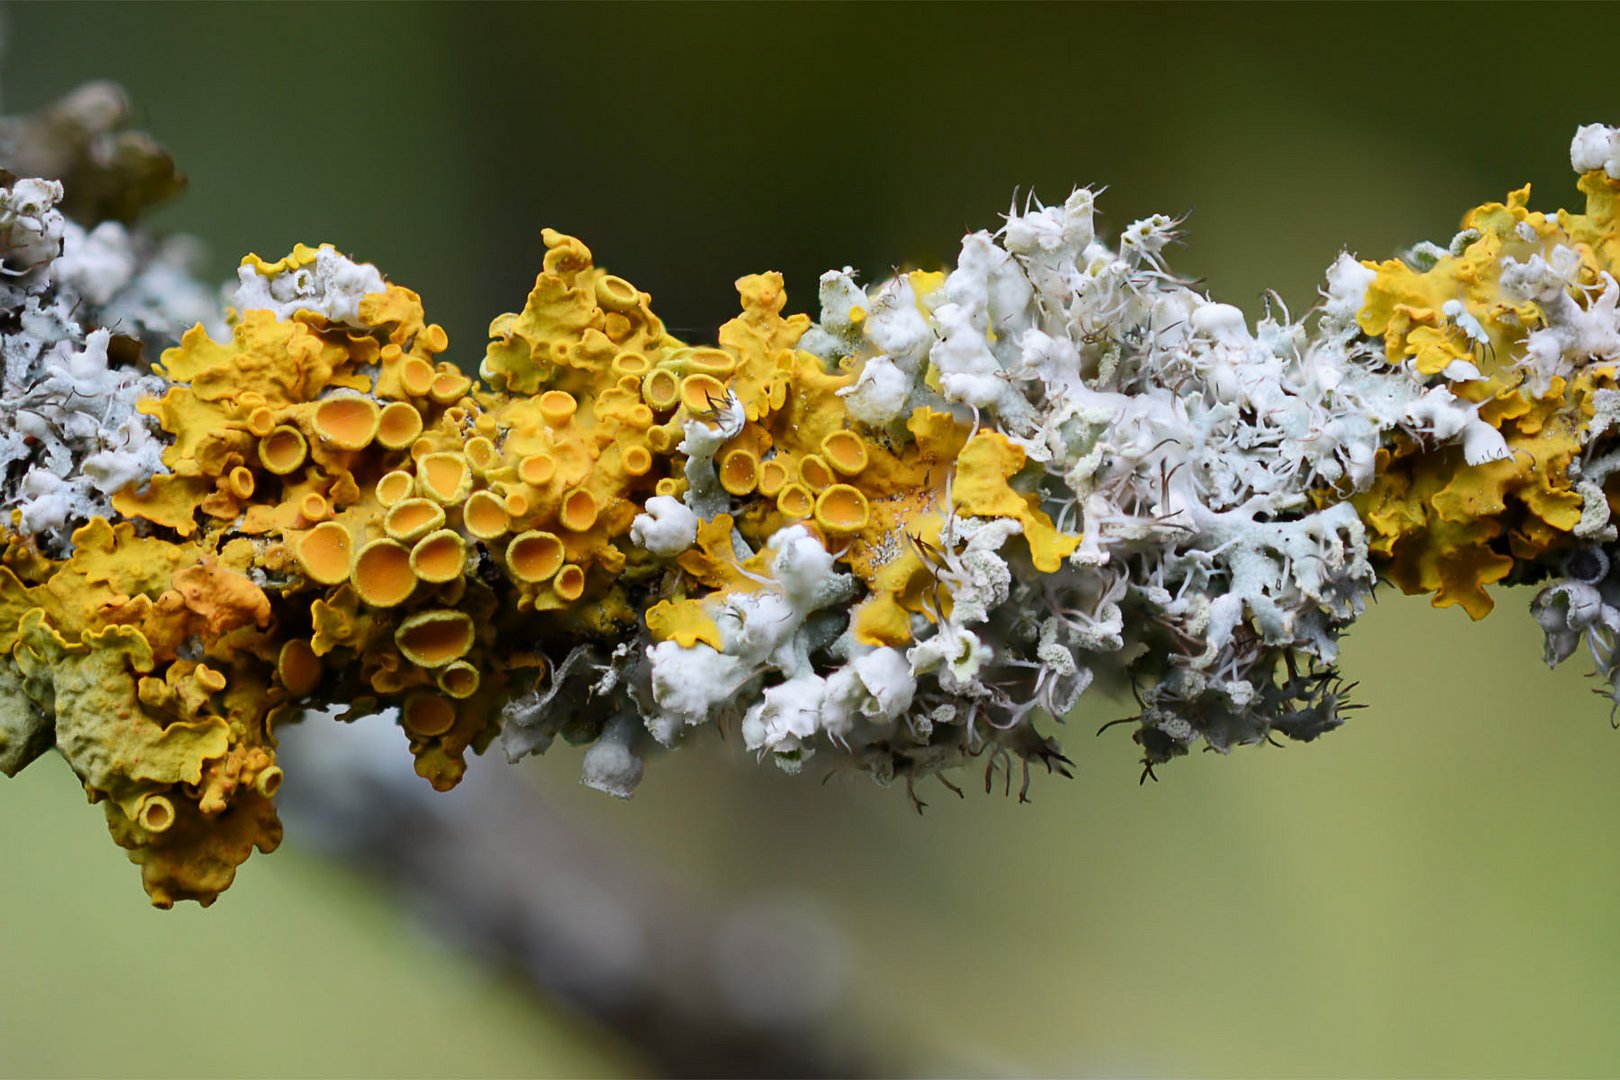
6,91,1620,905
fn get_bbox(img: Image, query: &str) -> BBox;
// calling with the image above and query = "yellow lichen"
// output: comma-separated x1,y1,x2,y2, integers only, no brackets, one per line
463,490,510,540
296,522,353,586
276,639,323,698
402,693,457,738
353,539,417,608
552,564,586,602
410,529,466,584
506,530,565,583
1353,172,1620,616
437,660,480,699
418,452,471,504
395,610,475,669
815,484,871,535
313,392,381,451
258,425,309,475
376,400,425,450
384,498,445,542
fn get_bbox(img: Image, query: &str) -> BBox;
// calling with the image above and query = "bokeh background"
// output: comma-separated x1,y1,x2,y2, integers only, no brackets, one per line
4,2,1620,1076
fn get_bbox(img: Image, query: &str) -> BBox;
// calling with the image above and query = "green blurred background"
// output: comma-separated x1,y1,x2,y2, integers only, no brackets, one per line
4,2,1620,1076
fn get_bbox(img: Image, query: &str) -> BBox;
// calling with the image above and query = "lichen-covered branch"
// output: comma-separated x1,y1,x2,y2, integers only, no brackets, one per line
4,85,1620,906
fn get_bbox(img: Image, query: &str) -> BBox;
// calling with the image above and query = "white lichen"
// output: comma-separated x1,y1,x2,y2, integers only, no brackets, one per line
0,175,215,553
232,243,385,327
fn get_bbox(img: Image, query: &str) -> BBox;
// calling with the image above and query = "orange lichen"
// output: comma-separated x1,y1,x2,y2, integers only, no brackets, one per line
384,498,445,542
798,454,835,492
353,539,416,608
951,432,1079,573
464,436,498,474
613,351,650,378
503,489,533,518
277,639,323,697
820,430,869,476
622,445,653,477
259,425,308,475
395,610,475,668
645,596,724,649
680,373,728,413
418,452,471,504
594,274,641,312
437,661,480,699
758,458,791,498
296,522,353,585
777,483,814,518
463,490,509,540
410,529,466,584
507,530,565,583
519,453,557,486
375,469,414,506
227,466,255,500
643,368,680,412
171,557,271,635
402,693,456,738
400,357,435,397
376,400,424,449
313,393,380,450
429,370,472,405
1353,176,1620,616
558,489,599,532
552,564,586,602
138,794,176,834
719,448,760,495
815,484,871,534
539,390,578,426
255,767,284,798
686,347,738,378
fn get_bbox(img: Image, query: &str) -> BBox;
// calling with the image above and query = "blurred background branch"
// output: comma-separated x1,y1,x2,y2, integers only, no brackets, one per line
278,714,874,1079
